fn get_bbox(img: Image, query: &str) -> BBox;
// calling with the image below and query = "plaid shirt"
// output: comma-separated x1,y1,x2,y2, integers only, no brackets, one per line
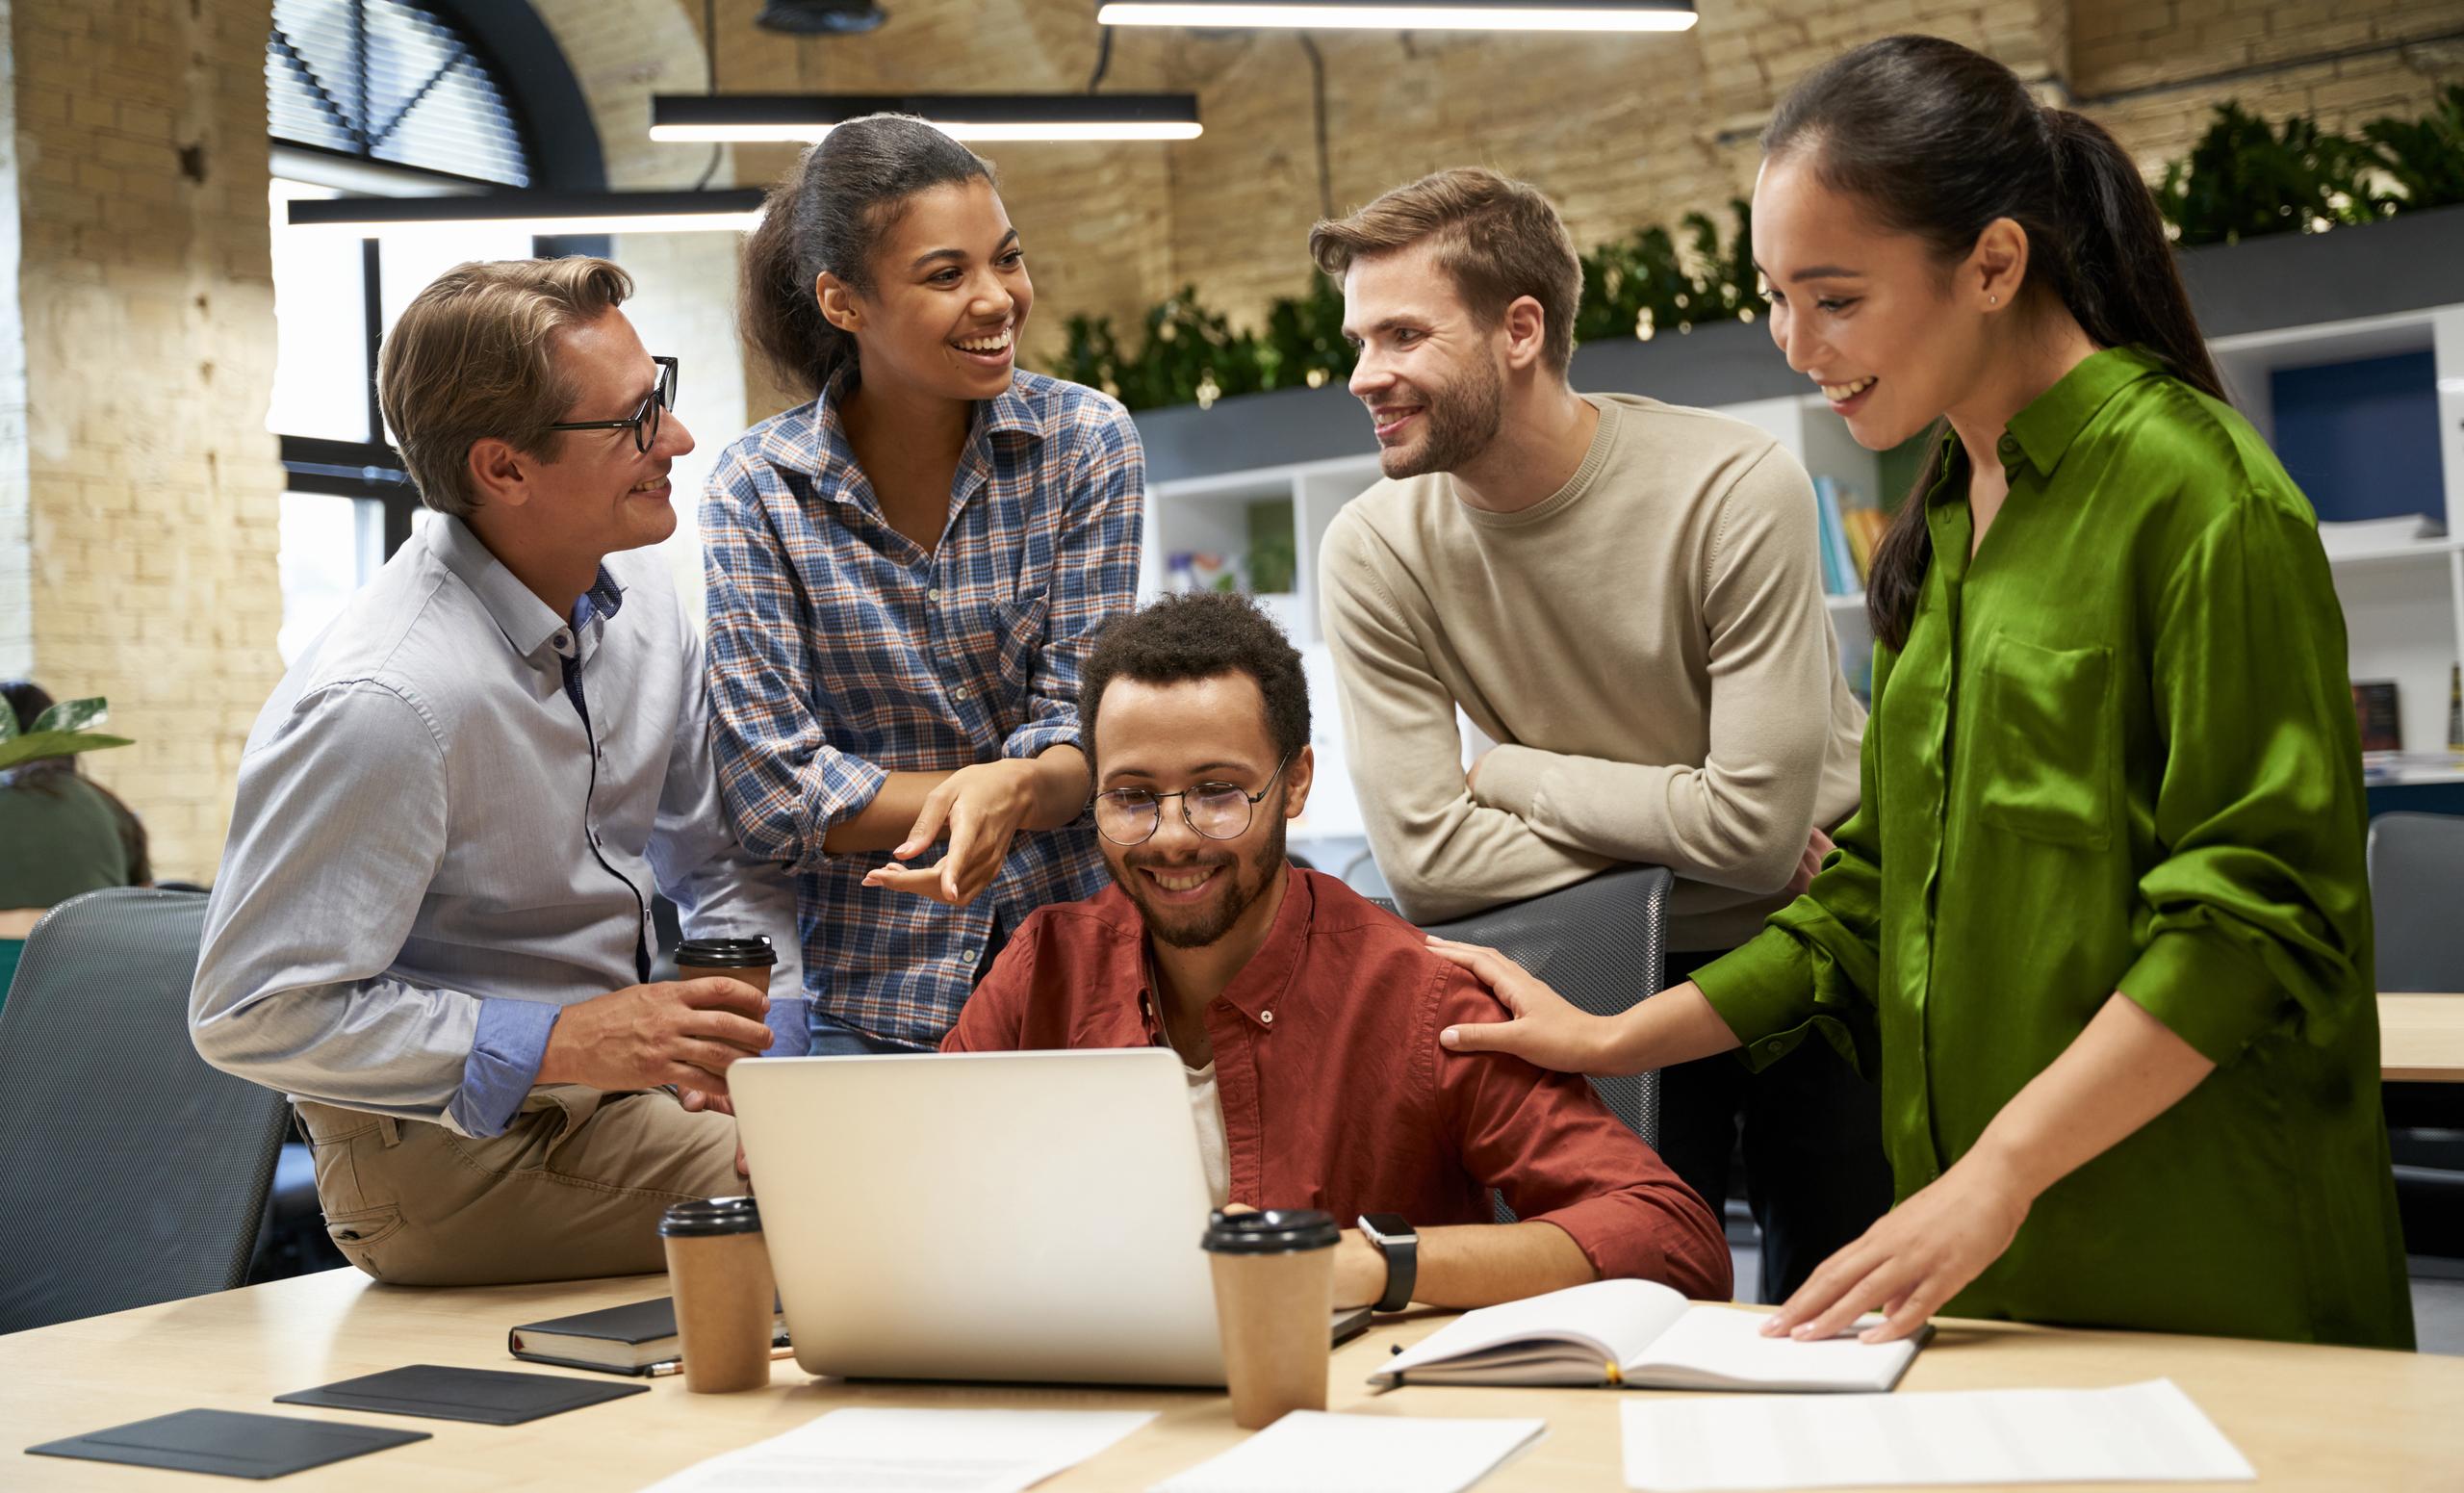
702,369,1143,1046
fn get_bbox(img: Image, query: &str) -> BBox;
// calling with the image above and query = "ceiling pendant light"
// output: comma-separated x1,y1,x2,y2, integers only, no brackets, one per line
285,189,767,236
650,92,1202,143
1096,0,1696,30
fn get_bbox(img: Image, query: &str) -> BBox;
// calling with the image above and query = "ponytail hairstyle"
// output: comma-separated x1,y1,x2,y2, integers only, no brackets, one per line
739,115,997,404
1762,36,2226,652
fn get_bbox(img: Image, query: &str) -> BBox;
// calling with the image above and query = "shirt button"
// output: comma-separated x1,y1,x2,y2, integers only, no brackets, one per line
1260,1009,1274,1024
1996,435,2021,462
928,587,941,603
1764,1040,1784,1054
954,687,970,702
961,947,979,963
554,631,572,651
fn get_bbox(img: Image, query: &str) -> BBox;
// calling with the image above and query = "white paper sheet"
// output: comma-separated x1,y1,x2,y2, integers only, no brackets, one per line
1622,1378,2254,1491
1155,1410,1549,1493
637,1407,1156,1493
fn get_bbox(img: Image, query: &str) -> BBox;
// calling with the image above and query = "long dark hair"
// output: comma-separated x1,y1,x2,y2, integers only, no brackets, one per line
1764,36,2226,652
740,115,996,404
2,678,152,885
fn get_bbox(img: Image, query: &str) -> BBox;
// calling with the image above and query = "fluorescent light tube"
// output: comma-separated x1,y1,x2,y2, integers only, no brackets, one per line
286,190,767,236
1097,2,1696,30
650,93,1203,144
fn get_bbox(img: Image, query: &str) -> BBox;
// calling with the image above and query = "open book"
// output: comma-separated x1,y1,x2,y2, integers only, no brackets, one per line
1370,1279,1924,1393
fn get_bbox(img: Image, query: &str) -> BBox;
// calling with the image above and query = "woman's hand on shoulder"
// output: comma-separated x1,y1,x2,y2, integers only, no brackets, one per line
1429,938,1628,1074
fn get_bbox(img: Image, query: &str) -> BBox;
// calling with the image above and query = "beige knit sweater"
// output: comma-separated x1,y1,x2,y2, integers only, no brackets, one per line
1319,393,1866,952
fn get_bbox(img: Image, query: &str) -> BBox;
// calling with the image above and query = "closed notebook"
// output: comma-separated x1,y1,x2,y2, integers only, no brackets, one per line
1370,1278,1924,1393
507,1296,785,1375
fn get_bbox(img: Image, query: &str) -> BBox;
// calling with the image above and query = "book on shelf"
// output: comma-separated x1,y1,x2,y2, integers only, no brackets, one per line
2353,681,2402,754
1811,476,1875,596
1367,1277,1925,1392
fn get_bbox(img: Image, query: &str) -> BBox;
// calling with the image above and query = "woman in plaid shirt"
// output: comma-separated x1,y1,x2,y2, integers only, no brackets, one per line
701,116,1144,1054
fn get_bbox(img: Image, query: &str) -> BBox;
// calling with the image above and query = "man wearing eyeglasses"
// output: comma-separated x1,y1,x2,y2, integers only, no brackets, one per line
192,258,803,1286
942,592,1730,1309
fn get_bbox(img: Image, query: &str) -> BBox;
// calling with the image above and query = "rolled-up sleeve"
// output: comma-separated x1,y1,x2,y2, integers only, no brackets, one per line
702,459,890,872
191,682,518,1136
1435,972,1732,1300
1002,399,1144,764
2117,501,2371,1065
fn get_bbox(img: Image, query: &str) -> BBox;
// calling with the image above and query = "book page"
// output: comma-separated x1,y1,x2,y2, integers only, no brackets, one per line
1154,1412,1547,1493
1629,1306,1918,1391
1377,1278,1692,1382
637,1408,1155,1493
1621,1378,2255,1490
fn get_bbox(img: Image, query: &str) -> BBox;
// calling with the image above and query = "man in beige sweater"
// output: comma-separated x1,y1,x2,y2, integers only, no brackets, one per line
1312,168,1890,1301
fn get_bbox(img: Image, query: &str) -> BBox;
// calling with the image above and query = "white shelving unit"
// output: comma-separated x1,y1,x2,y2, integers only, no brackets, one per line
1141,300,2464,864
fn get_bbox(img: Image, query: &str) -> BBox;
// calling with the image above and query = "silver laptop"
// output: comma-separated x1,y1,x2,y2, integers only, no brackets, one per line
731,1047,1366,1387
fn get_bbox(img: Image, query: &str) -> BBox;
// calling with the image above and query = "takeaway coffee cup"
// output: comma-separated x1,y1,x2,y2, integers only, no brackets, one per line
675,936,777,997
1201,1208,1341,1429
657,1197,775,1393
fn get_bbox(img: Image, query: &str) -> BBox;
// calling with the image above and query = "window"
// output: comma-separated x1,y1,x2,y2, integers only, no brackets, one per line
266,0,579,661
269,0,531,186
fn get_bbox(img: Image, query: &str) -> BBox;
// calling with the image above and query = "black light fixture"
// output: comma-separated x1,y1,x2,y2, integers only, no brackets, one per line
1097,0,1696,29
757,0,888,34
650,91,1202,143
286,188,768,236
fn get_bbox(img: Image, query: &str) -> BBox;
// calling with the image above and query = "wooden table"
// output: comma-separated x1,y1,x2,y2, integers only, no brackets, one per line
2381,993,2464,1082
5,1270,2459,1490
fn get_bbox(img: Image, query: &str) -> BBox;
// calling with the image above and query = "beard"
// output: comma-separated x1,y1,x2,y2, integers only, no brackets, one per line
1110,811,1289,950
1378,354,1505,479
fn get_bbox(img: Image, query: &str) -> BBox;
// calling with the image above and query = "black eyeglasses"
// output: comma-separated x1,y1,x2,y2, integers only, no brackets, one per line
546,356,678,453
1091,754,1293,847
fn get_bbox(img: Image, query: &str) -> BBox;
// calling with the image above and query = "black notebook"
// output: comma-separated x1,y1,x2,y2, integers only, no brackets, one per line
507,1296,786,1375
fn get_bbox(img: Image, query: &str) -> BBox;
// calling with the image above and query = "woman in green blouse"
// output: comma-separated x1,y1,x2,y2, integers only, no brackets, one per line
1435,34,2414,1351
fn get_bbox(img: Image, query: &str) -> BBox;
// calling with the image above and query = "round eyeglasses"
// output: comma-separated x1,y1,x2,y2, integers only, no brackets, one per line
1091,753,1293,847
546,355,678,453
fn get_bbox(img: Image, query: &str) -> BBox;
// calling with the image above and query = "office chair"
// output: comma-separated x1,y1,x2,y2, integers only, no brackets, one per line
1373,863,1675,1221
2368,812,2464,993
0,888,293,1333
2365,812,2464,1261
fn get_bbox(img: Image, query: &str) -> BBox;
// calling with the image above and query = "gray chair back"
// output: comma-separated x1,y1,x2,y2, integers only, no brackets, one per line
0,888,290,1333
1373,863,1673,1223
2367,812,2464,993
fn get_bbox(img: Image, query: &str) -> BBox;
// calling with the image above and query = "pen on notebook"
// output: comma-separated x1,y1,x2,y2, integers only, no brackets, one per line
643,1346,795,1377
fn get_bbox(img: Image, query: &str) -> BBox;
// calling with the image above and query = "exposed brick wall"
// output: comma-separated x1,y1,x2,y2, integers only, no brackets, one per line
4,0,283,885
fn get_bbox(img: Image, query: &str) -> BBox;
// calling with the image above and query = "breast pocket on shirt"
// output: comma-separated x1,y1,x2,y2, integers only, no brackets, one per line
1975,631,2114,850
986,588,1050,692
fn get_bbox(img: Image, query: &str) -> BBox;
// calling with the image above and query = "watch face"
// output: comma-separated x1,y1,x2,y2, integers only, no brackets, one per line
1359,1212,1413,1244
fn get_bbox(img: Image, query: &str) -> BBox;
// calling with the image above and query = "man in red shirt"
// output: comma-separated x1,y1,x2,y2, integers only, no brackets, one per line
943,592,1731,1310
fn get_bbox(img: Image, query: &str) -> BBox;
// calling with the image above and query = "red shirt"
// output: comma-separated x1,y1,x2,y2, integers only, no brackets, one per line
943,867,1732,1299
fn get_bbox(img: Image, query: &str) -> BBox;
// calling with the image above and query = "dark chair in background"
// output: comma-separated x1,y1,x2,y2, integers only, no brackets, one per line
2366,812,2464,1265
0,888,292,1333
1373,863,1674,1222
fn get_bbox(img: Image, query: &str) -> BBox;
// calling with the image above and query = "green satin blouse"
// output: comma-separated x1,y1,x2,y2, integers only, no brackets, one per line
1695,347,2414,1350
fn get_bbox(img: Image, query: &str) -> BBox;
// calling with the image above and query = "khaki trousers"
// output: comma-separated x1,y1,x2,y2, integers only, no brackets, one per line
294,1086,740,1287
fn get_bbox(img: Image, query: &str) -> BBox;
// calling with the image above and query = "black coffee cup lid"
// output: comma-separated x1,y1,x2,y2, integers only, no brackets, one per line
658,1196,762,1237
1200,1208,1340,1254
676,936,777,969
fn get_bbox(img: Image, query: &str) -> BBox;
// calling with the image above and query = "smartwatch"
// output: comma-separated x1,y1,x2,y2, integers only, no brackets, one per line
1356,1212,1419,1313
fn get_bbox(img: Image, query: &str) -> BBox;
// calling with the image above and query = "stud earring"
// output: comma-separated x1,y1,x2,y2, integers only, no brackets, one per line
1989,295,2000,306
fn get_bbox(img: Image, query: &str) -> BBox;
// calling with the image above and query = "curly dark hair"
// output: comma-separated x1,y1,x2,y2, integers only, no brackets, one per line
1077,592,1310,764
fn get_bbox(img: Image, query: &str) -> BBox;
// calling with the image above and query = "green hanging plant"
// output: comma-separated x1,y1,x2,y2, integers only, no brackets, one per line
2360,84,2464,213
2156,101,2385,246
0,696,132,774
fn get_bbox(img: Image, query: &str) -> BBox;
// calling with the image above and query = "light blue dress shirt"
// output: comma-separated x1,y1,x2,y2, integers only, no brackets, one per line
192,516,805,1137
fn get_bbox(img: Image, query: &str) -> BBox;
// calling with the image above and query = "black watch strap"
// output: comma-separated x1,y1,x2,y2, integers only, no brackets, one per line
1358,1213,1418,1313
